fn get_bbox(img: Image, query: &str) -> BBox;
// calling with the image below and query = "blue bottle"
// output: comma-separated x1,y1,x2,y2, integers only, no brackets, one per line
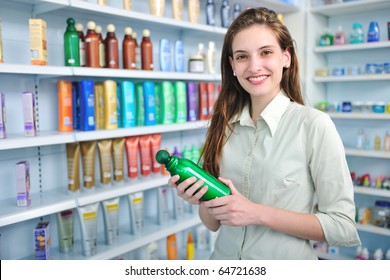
72,82,80,130
143,81,157,126
174,40,185,72
159,39,171,72
367,21,380,42
78,80,95,131
117,81,136,128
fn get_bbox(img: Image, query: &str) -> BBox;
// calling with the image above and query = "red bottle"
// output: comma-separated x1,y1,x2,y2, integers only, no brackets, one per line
105,24,119,69
122,27,137,70
141,29,154,71
85,21,99,68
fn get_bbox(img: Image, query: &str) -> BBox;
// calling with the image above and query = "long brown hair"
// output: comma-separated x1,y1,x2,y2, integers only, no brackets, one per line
201,7,303,177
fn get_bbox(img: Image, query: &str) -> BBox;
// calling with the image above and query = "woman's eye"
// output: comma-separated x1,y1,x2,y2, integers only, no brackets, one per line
236,55,247,60
261,50,272,56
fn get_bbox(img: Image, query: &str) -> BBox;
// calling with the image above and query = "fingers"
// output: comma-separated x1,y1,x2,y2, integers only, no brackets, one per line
168,175,180,187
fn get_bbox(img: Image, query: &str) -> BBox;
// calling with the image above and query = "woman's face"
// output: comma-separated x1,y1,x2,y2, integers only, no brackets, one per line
229,24,290,101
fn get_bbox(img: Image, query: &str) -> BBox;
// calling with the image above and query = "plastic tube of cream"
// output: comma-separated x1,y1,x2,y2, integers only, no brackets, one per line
101,197,120,245
66,142,80,192
112,138,125,183
77,202,99,256
157,186,169,225
80,141,96,189
128,192,144,235
56,209,74,253
97,139,113,186
150,133,161,173
139,134,152,176
125,136,139,178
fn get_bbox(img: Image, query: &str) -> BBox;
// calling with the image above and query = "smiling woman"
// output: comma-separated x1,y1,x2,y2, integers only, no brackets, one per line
166,7,361,260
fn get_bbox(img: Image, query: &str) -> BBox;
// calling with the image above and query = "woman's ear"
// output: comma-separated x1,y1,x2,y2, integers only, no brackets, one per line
283,48,291,68
229,56,235,75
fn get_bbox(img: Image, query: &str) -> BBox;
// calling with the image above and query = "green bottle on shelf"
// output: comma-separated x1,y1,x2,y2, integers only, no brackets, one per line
64,17,80,66
155,149,230,201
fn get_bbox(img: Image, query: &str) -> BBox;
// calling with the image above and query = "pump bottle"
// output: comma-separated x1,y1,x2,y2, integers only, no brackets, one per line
141,29,154,70
155,149,231,201
122,27,136,69
64,18,80,66
104,24,119,69
85,21,100,68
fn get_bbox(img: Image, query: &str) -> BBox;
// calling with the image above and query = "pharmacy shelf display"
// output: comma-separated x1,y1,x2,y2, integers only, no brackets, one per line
0,0,300,260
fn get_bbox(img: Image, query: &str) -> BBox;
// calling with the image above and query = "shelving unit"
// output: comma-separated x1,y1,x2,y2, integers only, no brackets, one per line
307,0,390,260
0,0,301,260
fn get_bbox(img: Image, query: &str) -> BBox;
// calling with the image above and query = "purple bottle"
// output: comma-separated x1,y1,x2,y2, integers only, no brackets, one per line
186,82,198,121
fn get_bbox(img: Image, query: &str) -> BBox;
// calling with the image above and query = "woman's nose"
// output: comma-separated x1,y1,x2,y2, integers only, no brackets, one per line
248,56,262,73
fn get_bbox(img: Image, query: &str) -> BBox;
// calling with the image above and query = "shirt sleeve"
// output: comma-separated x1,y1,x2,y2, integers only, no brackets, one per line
308,113,361,247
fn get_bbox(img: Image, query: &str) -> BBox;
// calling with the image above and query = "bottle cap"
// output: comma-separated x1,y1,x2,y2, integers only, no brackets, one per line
156,150,170,164
143,29,151,37
87,21,96,30
95,25,102,34
131,32,137,39
208,41,215,49
66,18,75,25
106,24,115,33
75,23,83,32
124,27,133,35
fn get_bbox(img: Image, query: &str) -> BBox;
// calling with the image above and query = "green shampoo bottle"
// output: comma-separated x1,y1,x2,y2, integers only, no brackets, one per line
155,149,230,201
64,18,80,66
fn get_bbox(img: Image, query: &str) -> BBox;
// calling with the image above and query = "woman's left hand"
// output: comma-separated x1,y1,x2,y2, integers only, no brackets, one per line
201,177,259,227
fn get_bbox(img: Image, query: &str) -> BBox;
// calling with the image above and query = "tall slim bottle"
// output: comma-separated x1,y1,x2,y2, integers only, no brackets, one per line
141,29,154,71
206,0,215,26
155,149,230,201
221,0,231,28
85,21,100,68
122,27,136,70
63,17,80,66
75,23,86,66
95,25,105,68
105,24,119,69
188,0,200,24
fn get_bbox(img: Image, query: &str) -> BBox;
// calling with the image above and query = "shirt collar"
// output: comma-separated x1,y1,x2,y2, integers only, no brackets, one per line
230,92,292,137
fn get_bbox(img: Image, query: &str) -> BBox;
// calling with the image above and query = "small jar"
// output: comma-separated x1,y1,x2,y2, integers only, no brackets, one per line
385,102,390,114
362,101,373,113
317,101,329,112
384,63,390,74
328,102,340,112
371,200,390,228
352,101,363,113
188,55,205,73
372,102,385,113
342,101,352,113
365,63,376,74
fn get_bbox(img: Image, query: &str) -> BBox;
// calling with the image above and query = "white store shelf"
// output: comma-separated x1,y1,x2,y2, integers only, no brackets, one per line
47,214,202,260
314,74,390,83
357,224,390,237
75,174,169,207
345,148,390,159
314,41,390,53
0,190,77,227
328,112,390,120
354,187,390,198
311,0,390,16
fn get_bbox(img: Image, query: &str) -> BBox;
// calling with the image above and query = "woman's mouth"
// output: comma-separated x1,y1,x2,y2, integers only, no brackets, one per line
247,75,268,83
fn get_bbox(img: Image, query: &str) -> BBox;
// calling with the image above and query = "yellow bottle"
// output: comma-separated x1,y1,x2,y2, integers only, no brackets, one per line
103,80,118,129
186,231,195,260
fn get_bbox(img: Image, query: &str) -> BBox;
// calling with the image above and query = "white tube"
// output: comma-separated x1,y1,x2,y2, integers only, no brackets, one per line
56,209,74,253
77,202,99,256
127,192,144,235
101,197,120,245
157,186,169,225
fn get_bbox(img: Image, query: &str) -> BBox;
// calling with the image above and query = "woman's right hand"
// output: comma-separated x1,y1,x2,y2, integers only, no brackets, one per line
168,175,208,205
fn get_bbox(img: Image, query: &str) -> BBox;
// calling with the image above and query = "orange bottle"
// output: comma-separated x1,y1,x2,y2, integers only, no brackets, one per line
105,24,119,69
122,27,137,70
166,234,178,260
57,80,73,132
85,21,100,68
141,29,154,70
186,231,195,260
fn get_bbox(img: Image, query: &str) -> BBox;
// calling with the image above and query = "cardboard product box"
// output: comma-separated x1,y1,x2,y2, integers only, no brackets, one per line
34,221,51,260
22,91,37,137
29,18,47,65
0,17,3,63
16,161,30,207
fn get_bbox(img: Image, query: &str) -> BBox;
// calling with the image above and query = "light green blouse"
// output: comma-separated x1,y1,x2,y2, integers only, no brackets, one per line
209,92,361,260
